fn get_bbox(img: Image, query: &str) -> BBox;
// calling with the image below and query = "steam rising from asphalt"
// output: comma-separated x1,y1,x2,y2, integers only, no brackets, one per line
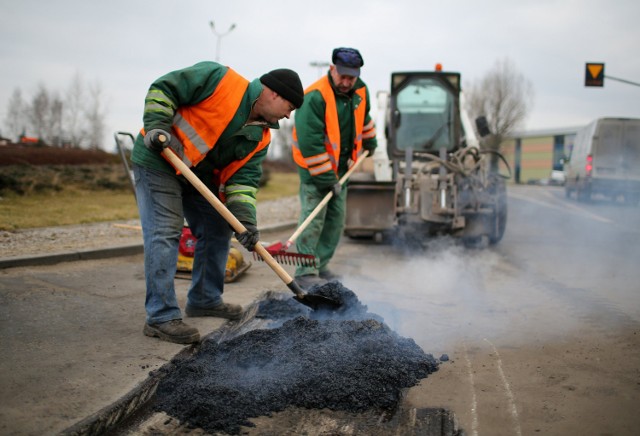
342,238,504,352
341,187,640,352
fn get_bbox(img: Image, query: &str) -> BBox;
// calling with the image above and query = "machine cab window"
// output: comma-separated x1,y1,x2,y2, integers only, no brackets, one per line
390,75,457,155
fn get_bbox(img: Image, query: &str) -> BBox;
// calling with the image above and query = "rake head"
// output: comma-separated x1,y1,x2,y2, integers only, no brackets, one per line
253,241,317,267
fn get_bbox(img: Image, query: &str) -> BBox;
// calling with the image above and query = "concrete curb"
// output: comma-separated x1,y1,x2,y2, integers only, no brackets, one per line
0,221,298,269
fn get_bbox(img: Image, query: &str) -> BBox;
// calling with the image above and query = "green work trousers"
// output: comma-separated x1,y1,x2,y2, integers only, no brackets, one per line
294,182,346,277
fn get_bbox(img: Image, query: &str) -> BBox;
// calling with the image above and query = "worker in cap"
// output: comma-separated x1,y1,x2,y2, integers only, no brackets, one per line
291,47,377,289
131,61,304,344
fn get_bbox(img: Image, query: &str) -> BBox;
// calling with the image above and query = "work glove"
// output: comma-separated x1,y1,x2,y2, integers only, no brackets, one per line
330,182,342,197
143,129,172,152
236,222,260,252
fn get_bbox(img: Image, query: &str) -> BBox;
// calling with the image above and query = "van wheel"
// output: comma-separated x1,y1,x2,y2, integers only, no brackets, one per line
577,186,591,202
564,186,572,199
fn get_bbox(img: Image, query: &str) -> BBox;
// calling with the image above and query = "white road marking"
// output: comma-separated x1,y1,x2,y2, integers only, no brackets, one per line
484,338,522,436
509,190,613,224
463,342,479,436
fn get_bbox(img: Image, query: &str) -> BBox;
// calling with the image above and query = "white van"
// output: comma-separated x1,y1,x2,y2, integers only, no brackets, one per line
564,117,640,204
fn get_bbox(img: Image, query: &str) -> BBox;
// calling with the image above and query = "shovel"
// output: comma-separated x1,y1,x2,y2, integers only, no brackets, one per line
159,144,340,311
261,150,371,263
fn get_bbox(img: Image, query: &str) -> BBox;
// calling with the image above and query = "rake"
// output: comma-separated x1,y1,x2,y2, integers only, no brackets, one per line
254,150,371,268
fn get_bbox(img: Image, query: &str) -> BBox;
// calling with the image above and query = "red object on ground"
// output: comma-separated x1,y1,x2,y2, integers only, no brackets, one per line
179,227,197,257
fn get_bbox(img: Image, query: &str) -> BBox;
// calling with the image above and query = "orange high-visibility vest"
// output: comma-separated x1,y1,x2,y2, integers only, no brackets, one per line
292,76,367,176
142,67,270,187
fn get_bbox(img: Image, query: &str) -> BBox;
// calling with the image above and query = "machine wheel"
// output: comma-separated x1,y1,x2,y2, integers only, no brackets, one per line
489,179,507,245
464,235,489,249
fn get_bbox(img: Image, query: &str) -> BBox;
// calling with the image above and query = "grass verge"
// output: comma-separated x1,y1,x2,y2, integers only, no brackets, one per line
0,172,299,231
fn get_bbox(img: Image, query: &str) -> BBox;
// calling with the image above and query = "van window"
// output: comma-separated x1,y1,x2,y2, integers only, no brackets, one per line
598,120,640,168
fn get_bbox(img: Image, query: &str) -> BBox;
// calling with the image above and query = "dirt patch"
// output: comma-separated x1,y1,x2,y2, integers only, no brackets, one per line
152,282,439,435
0,144,120,166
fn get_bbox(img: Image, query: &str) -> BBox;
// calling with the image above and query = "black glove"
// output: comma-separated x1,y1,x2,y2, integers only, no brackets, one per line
143,129,171,152
330,182,342,197
236,222,260,251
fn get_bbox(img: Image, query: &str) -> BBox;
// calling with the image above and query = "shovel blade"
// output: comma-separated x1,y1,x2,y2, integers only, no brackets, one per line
294,294,342,311
287,279,341,311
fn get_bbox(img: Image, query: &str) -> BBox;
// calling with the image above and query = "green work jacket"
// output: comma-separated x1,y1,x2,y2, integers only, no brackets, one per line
131,61,278,225
293,73,377,190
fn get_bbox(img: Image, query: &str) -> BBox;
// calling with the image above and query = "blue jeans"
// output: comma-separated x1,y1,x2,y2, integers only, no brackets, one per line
133,164,232,325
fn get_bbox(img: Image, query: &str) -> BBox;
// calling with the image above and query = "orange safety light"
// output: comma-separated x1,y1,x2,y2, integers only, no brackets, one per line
435,63,443,71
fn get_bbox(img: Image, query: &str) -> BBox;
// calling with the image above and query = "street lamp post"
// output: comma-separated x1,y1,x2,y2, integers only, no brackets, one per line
310,61,330,77
209,21,236,62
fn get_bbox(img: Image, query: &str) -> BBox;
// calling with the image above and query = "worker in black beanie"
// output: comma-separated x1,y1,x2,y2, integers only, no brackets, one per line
130,61,304,344
260,68,304,109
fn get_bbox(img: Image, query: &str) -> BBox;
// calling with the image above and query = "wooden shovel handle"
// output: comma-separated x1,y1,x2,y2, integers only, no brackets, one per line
161,148,295,286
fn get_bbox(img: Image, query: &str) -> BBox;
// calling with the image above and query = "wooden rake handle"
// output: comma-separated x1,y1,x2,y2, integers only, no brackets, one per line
161,148,297,289
285,150,371,248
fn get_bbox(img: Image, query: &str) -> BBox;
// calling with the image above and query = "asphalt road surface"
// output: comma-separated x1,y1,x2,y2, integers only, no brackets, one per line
334,185,640,436
1,185,638,435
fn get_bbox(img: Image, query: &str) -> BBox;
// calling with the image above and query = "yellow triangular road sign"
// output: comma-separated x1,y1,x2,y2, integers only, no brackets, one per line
588,64,603,79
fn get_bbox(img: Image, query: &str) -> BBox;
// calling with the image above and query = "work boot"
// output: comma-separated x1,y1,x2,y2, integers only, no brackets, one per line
294,274,327,290
143,319,200,344
185,302,244,320
319,269,342,281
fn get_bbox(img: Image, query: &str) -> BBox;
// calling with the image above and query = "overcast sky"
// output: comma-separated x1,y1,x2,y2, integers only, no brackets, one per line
2,0,639,149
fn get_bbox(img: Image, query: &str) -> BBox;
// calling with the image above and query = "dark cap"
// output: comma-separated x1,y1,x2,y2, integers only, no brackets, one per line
332,47,364,77
259,68,304,108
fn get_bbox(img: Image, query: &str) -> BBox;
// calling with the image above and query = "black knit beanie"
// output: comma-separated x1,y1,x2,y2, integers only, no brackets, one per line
259,68,304,108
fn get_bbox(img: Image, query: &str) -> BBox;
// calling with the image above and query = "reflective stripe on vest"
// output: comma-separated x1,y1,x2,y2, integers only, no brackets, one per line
140,125,271,193
292,76,367,176
172,67,249,168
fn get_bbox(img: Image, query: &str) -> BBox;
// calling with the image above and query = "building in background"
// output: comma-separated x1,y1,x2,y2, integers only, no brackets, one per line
501,127,580,185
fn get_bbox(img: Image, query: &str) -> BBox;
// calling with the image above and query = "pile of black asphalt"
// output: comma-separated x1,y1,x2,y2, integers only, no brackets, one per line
152,281,439,435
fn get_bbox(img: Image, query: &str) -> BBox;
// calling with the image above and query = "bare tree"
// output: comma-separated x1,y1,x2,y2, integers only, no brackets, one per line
24,84,67,146
49,95,64,146
4,88,27,141
65,72,85,148
3,73,109,149
465,57,534,151
84,80,107,150
29,84,51,142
